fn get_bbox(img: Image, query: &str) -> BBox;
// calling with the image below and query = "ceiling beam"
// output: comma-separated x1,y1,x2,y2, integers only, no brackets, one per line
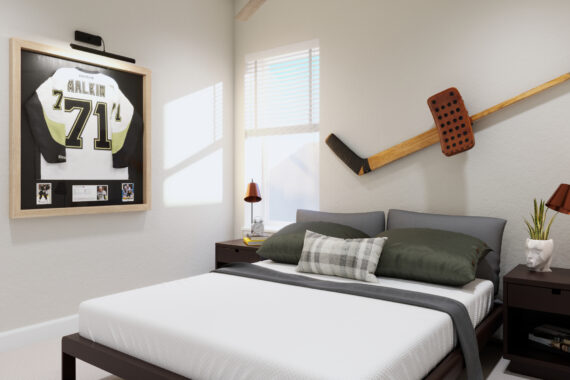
235,0,266,21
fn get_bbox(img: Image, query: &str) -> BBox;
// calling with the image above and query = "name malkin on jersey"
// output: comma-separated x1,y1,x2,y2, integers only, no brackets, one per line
66,73,106,97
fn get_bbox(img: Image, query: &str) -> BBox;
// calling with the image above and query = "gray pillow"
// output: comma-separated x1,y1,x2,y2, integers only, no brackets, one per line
257,222,370,264
297,230,388,282
296,209,385,237
386,209,506,293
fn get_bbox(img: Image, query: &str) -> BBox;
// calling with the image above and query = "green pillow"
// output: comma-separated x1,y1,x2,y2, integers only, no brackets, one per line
257,222,370,264
375,228,491,286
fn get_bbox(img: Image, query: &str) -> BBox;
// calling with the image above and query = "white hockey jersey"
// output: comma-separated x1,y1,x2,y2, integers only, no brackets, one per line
25,67,142,180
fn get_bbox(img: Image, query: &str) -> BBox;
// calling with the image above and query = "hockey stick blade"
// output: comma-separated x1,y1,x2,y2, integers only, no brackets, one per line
325,134,371,175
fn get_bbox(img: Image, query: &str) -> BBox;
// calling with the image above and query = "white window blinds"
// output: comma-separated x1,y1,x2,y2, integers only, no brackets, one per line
245,40,320,135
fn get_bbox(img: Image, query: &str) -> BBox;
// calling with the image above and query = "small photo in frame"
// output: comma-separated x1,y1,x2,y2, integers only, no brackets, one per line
36,183,51,205
97,185,109,201
122,183,134,202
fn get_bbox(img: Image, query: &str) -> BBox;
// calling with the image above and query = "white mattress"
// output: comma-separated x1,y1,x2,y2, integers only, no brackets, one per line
79,260,494,380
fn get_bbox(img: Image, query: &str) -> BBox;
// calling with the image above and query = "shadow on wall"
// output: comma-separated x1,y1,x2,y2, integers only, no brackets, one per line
9,211,147,245
417,77,570,215
421,77,570,216
471,78,570,135
421,152,467,215
355,129,468,215
162,82,224,208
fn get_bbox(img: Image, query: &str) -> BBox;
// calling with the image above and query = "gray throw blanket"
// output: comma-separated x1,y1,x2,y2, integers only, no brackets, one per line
214,263,483,380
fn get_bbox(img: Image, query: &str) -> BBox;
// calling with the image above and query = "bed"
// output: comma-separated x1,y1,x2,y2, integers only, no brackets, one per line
62,209,506,380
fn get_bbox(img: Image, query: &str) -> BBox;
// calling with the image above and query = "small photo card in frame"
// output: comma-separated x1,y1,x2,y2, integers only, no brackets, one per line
122,183,134,202
97,185,109,201
36,183,52,205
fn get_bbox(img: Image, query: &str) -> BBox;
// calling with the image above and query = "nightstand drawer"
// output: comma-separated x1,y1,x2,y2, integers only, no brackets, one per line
508,283,570,315
216,246,261,264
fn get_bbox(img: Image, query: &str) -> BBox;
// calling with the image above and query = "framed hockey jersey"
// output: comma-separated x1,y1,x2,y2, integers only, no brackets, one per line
9,38,151,218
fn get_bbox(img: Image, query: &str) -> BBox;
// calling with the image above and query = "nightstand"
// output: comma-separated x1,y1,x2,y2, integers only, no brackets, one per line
503,265,570,380
215,239,264,269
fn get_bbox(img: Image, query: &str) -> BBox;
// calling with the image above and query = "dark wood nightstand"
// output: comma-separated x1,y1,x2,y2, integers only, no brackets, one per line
215,239,263,269
503,265,570,380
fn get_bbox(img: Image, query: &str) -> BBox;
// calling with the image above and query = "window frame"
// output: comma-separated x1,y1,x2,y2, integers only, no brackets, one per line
243,39,320,229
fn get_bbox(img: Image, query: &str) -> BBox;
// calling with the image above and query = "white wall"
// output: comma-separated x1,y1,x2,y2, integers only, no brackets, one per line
0,0,234,331
234,0,570,284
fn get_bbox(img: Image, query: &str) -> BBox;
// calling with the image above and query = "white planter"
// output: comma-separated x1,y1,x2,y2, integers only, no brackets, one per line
525,238,554,272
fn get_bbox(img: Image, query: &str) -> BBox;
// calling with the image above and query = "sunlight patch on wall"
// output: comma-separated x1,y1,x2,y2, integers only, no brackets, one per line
163,83,223,170
163,148,223,207
162,82,224,207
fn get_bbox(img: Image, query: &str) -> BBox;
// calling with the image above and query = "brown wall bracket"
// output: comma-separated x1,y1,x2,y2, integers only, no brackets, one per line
327,73,570,175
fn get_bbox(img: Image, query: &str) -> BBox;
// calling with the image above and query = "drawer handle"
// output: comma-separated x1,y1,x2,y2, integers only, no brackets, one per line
234,248,239,253
552,289,561,295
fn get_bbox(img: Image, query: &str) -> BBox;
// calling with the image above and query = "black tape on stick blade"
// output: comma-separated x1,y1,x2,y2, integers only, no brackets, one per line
325,134,370,175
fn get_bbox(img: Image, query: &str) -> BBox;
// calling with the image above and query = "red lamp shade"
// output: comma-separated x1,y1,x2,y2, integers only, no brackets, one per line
244,181,261,203
546,184,570,215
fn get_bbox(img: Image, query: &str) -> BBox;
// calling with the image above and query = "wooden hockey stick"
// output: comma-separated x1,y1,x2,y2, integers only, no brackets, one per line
326,72,570,175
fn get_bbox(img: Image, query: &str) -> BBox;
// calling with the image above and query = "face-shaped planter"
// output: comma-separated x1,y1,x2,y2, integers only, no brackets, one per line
525,238,554,272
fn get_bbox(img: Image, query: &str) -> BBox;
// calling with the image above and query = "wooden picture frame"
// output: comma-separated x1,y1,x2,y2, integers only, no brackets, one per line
9,38,151,218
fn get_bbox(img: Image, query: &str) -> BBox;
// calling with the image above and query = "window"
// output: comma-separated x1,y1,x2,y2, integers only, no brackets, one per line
244,40,320,228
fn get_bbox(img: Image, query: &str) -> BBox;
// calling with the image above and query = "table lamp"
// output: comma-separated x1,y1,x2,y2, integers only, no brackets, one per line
244,179,261,234
546,184,570,214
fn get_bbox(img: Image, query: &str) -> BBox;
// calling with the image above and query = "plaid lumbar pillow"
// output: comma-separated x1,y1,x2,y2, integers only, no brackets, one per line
296,230,388,282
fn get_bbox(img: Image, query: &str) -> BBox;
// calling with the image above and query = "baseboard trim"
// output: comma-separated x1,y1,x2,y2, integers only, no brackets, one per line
0,314,78,353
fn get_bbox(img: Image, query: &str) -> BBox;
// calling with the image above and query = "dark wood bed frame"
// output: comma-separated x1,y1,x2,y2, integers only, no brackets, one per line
61,301,503,380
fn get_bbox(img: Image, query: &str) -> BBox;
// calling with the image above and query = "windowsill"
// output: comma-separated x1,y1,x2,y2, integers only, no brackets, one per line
240,221,291,235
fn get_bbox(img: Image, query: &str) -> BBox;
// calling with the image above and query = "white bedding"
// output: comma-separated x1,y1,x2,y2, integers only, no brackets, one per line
79,260,494,380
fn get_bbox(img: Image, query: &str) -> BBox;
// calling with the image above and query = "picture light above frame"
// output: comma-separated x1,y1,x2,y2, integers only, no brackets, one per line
70,30,136,64
326,72,570,175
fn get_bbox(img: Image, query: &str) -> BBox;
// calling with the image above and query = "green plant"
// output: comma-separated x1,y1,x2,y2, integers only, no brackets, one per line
524,199,556,240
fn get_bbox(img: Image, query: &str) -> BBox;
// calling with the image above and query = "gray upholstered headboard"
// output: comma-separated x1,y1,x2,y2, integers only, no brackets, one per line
387,209,507,294
296,209,385,237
